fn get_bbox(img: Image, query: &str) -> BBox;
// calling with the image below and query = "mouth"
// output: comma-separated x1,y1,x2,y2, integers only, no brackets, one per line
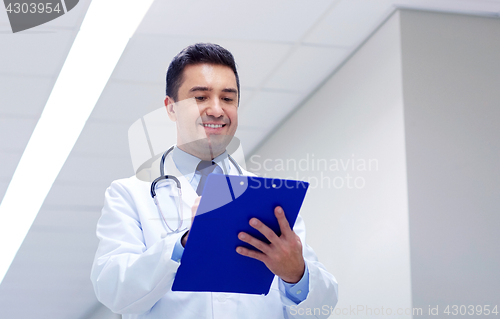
200,122,229,135
202,123,226,129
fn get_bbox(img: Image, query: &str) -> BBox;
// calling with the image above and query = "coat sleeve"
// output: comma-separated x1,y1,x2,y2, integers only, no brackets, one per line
90,180,183,315
279,214,339,318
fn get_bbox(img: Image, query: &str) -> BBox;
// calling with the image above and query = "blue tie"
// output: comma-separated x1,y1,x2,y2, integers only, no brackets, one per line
196,161,220,196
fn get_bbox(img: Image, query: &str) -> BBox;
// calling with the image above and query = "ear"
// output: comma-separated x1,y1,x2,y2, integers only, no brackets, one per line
165,96,177,121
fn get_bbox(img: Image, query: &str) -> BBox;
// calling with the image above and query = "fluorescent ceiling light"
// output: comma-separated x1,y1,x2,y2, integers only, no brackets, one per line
0,0,154,285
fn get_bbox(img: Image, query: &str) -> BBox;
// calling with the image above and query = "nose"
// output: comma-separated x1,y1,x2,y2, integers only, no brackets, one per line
205,98,224,118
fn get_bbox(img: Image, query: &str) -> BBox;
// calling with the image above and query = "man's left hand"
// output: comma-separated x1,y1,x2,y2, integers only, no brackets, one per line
236,206,305,284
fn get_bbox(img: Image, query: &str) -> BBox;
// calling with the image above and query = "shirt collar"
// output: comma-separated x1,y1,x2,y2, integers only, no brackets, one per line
172,146,230,183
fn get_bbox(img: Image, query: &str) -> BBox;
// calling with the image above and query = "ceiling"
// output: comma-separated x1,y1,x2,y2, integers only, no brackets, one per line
0,0,499,318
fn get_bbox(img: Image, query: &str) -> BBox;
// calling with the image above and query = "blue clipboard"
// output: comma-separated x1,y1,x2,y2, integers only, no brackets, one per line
172,174,309,295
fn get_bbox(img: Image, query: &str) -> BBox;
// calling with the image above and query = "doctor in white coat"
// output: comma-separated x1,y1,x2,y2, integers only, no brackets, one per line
91,43,338,319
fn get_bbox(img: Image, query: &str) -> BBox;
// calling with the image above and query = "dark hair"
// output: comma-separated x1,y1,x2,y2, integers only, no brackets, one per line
166,43,240,103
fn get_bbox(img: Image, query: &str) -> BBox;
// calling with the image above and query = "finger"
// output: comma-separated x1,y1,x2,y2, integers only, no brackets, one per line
190,196,201,229
238,232,271,254
191,196,201,217
236,246,267,263
249,218,279,243
275,206,292,234
194,196,201,205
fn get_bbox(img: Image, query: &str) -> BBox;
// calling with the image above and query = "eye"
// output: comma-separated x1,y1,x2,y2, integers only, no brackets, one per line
195,96,207,102
222,97,234,102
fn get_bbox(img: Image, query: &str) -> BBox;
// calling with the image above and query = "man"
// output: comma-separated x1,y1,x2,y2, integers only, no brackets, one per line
91,43,338,318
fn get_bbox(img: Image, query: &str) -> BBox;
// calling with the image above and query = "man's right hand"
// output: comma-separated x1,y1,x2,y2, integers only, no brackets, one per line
181,196,201,247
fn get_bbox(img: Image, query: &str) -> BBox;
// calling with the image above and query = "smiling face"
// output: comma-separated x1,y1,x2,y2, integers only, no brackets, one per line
165,63,239,160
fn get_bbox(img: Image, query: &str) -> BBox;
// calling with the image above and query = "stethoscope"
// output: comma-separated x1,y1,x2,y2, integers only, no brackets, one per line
150,145,243,233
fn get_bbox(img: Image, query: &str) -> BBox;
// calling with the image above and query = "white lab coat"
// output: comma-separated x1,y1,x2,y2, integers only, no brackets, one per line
91,152,338,318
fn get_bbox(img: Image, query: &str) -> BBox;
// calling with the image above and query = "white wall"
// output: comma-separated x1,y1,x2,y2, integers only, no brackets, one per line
249,11,413,318
400,10,500,313
249,8,500,318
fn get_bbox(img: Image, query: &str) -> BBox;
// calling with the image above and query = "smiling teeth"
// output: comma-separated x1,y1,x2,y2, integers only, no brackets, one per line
204,124,223,128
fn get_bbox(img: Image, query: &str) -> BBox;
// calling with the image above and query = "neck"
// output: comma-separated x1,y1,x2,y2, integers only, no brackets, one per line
176,143,224,161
